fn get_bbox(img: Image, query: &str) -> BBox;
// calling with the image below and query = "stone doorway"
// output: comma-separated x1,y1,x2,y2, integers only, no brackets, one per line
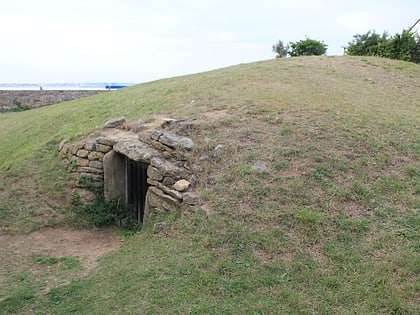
126,158,149,223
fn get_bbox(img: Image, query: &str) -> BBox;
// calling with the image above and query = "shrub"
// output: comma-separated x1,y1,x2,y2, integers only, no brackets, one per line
289,37,327,56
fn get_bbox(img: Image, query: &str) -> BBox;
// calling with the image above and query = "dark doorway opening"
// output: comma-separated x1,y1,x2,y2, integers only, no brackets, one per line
126,158,149,223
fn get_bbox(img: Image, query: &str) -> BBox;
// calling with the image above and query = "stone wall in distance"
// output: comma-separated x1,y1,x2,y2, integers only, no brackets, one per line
0,90,105,112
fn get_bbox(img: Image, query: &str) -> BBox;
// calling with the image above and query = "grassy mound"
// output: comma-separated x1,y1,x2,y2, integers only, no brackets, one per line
0,56,419,314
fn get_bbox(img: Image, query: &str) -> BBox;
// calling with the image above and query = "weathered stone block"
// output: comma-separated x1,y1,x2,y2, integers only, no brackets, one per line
59,139,68,151
147,178,159,187
151,140,172,152
88,151,104,161
138,132,153,145
76,158,89,167
147,166,163,181
182,192,201,205
163,177,176,186
103,151,126,203
77,149,89,158
89,160,103,169
173,179,190,192
150,157,180,177
159,132,194,150
151,130,163,141
84,141,96,151
146,186,180,212
105,116,126,128
95,144,112,153
70,144,78,155
113,140,162,163
61,144,70,156
96,137,115,146
78,167,104,174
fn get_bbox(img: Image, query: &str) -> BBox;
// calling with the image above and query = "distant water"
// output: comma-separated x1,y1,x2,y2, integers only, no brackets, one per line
0,82,135,90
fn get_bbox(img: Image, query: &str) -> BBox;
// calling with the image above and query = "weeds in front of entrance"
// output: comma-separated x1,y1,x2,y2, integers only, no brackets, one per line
68,176,141,231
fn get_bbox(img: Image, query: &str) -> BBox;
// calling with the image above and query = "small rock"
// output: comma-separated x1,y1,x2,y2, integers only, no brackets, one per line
182,192,201,205
105,117,126,128
213,144,225,157
153,222,169,234
198,155,211,164
252,160,267,172
173,179,190,192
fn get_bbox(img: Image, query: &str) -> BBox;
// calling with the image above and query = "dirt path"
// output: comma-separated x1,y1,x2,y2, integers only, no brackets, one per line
0,227,123,295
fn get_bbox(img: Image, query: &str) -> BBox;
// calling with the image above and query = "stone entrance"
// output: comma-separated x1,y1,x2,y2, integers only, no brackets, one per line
59,125,204,225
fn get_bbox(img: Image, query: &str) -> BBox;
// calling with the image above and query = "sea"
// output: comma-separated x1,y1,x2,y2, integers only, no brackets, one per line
0,82,135,90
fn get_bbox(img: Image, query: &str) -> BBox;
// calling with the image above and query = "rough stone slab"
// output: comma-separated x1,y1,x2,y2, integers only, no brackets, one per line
96,137,116,146
159,132,194,150
95,144,112,153
70,144,78,155
157,182,183,200
59,139,68,151
89,160,103,169
147,166,163,181
76,158,89,167
147,179,183,200
147,186,180,212
163,177,176,186
78,167,104,174
61,144,70,156
151,139,173,152
84,141,96,151
105,117,126,128
252,160,267,172
88,151,104,161
76,149,89,158
151,130,163,141
138,133,152,145
78,173,104,182
182,192,201,205
150,157,180,177
173,179,190,192
147,178,160,186
113,140,162,163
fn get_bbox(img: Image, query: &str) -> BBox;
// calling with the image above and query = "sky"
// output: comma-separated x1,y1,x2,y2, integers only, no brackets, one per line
0,0,418,84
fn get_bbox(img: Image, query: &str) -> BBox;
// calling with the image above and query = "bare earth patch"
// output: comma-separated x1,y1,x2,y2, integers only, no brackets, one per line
0,227,123,295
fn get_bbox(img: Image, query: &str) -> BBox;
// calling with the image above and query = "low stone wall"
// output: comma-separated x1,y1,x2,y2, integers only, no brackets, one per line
0,90,104,112
59,126,203,224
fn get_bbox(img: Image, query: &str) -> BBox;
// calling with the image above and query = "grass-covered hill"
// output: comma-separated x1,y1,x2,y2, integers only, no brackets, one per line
0,56,419,314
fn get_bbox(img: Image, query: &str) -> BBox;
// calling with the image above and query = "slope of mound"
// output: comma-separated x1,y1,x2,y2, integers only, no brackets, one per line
0,56,419,314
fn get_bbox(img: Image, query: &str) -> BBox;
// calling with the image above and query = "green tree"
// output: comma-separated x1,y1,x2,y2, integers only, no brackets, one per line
386,30,420,63
346,31,389,56
272,40,289,58
347,29,420,63
289,37,328,56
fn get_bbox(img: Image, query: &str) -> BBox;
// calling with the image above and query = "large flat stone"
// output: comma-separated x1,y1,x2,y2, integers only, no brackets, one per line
159,132,194,150
113,140,162,163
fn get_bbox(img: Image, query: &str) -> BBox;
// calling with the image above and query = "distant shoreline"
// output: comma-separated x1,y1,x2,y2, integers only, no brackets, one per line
0,89,106,112
0,82,135,91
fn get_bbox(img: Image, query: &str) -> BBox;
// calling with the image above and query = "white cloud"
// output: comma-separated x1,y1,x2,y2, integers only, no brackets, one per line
1,0,419,83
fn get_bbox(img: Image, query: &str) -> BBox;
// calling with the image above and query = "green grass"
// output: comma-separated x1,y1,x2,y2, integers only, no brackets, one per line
0,56,419,314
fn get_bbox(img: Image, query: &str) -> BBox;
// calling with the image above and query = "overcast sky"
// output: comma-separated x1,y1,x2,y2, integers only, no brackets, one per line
0,0,418,84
